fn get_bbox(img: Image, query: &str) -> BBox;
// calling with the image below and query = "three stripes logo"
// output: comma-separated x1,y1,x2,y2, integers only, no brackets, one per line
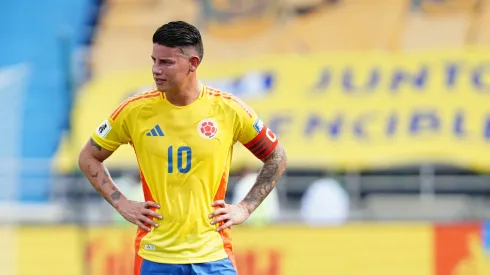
146,125,164,137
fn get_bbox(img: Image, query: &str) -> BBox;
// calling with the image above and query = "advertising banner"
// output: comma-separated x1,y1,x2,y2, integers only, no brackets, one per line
7,223,490,275
5,224,431,275
434,222,490,275
55,48,490,172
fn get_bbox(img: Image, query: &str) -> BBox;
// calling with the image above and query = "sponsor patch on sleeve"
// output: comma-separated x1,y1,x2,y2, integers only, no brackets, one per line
96,119,112,138
253,118,264,133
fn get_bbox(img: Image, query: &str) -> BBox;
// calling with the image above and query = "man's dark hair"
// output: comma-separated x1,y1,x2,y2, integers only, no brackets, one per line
153,21,204,61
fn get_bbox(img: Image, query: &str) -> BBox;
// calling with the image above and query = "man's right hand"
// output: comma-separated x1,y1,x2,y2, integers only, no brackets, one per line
116,200,163,232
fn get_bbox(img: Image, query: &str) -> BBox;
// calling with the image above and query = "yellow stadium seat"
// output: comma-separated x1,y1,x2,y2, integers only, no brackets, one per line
419,0,479,14
470,6,490,46
105,0,152,4
90,29,152,76
90,0,486,76
91,0,199,75
283,0,410,51
398,12,472,50
100,0,197,29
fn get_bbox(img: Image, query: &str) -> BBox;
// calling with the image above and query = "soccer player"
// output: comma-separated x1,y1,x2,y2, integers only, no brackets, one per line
78,21,287,275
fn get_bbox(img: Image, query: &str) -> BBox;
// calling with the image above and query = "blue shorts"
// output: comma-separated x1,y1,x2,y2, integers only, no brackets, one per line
139,257,237,275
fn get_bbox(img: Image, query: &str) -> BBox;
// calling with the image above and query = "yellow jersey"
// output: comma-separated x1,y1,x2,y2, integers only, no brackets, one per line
91,85,279,268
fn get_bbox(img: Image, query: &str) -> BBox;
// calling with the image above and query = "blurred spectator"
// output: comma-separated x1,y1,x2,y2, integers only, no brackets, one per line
300,178,349,226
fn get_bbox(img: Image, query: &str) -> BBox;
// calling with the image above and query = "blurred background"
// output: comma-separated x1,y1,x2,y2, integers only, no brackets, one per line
2,0,490,274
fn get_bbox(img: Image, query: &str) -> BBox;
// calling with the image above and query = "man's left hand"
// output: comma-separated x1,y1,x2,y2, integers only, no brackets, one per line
209,200,250,231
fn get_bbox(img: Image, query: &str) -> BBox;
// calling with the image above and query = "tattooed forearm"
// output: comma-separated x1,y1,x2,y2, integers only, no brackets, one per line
88,165,101,180
90,170,123,206
80,155,124,208
88,165,110,185
90,138,102,151
111,191,121,201
100,167,110,185
241,145,287,214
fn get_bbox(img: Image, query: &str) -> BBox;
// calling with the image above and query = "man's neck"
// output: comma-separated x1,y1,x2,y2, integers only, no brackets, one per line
164,80,201,106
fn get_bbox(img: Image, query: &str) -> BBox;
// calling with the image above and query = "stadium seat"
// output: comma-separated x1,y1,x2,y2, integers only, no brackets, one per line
397,11,472,50
90,0,198,75
282,0,409,51
470,4,490,46
419,0,479,14
90,28,153,75
90,0,412,76
100,0,197,29
105,0,149,3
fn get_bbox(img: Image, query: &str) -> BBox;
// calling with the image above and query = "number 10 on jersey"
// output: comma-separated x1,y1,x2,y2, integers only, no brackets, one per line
167,146,192,173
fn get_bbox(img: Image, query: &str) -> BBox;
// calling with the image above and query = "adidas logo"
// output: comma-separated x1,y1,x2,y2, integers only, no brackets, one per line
146,125,164,136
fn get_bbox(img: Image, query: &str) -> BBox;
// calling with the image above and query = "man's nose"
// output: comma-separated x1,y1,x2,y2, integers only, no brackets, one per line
153,65,163,75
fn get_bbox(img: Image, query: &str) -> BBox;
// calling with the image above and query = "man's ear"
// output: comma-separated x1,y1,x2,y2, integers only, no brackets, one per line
189,56,201,72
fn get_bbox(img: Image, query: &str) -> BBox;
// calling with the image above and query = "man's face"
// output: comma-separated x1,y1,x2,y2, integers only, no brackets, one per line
151,44,192,91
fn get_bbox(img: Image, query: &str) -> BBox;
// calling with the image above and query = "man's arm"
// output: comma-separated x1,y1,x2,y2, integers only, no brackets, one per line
78,138,161,231
239,143,287,215
78,138,127,209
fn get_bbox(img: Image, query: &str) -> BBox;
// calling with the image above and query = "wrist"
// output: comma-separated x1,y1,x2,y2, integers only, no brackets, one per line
113,196,129,211
238,201,253,215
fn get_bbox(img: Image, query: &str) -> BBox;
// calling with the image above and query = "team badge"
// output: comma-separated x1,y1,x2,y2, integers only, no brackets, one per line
198,119,218,139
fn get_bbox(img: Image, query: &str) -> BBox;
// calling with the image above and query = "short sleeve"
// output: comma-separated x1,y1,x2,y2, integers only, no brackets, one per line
231,96,278,160
91,103,132,151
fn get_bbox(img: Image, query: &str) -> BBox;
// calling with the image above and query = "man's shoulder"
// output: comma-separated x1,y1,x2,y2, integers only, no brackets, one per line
110,90,161,120
203,86,254,117
203,85,233,101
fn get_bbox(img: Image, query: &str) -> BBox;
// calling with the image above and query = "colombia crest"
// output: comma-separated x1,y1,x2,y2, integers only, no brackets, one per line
198,118,218,139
